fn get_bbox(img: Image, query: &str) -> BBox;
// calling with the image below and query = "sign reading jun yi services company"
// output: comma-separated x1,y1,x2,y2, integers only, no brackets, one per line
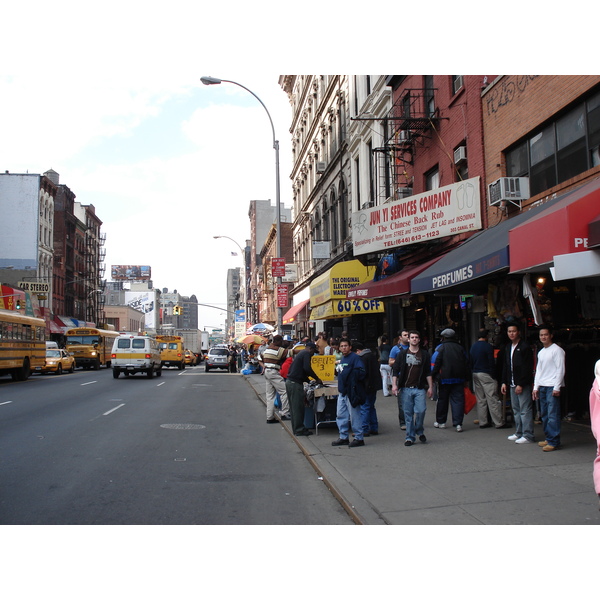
352,177,482,256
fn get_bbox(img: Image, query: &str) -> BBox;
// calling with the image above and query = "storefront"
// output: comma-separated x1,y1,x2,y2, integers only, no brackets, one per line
309,260,384,344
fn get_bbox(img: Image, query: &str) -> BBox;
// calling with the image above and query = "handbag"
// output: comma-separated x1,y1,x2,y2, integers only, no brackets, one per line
464,386,477,414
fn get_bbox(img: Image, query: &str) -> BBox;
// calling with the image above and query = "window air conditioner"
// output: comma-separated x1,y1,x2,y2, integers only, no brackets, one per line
398,130,410,142
316,161,326,173
488,177,530,208
454,146,467,164
397,187,413,198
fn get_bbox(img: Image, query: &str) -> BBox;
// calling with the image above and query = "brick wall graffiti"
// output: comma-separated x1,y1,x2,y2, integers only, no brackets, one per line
486,76,539,115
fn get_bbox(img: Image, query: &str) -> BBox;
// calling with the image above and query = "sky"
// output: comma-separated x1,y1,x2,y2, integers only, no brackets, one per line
1,1,593,587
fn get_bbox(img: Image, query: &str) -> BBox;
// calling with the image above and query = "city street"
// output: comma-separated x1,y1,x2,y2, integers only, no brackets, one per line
0,366,352,525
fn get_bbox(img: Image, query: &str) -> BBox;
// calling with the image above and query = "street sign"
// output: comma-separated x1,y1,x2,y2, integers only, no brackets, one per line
17,281,49,293
276,284,288,308
272,258,286,277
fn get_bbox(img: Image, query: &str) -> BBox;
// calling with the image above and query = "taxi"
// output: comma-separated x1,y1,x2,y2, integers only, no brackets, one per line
39,348,76,375
184,350,197,366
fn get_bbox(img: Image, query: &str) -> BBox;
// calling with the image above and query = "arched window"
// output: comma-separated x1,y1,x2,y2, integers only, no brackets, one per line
339,178,348,244
330,190,338,249
322,199,329,245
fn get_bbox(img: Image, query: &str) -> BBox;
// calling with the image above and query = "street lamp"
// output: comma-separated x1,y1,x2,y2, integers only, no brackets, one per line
201,76,283,332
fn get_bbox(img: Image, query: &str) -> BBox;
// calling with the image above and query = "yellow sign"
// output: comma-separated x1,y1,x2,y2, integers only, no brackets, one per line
309,298,385,320
310,260,376,306
311,355,336,381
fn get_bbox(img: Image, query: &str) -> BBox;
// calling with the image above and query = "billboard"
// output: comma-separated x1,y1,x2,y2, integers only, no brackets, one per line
111,265,151,281
124,290,157,328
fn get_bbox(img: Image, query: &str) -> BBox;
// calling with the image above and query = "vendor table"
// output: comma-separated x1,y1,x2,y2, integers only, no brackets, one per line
313,384,338,435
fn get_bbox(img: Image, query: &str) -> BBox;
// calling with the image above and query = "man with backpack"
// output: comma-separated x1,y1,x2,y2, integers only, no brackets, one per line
378,335,393,397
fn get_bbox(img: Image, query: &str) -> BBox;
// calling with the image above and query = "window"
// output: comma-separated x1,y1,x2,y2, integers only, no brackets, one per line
425,167,440,191
452,76,464,95
424,75,435,117
368,141,374,205
505,88,600,195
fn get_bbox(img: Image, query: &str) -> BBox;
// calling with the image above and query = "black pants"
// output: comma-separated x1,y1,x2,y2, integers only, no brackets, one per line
436,382,465,426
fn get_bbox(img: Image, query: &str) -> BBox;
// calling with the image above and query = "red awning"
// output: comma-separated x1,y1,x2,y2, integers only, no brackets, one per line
346,256,442,300
282,299,310,325
509,178,600,273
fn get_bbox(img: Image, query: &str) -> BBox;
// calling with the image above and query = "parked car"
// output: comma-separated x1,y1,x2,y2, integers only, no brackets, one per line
38,348,76,375
205,347,230,372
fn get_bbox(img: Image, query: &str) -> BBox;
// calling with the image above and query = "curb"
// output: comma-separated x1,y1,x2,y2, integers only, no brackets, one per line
242,374,384,525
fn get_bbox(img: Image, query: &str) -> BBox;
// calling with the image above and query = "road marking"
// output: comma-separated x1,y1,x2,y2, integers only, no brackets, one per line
103,403,125,415
0,401,12,406
157,382,165,387
81,381,97,386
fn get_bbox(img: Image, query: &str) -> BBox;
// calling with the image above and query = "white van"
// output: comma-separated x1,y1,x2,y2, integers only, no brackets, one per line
46,341,59,350
111,335,162,378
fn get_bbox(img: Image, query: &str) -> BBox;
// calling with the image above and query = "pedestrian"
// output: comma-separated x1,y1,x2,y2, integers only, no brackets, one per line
378,334,393,397
332,338,367,447
501,323,535,444
431,328,470,432
316,332,328,355
391,330,433,446
285,342,322,436
589,359,600,510
469,329,506,429
354,341,382,437
259,335,292,424
533,325,565,452
228,345,238,373
389,329,410,429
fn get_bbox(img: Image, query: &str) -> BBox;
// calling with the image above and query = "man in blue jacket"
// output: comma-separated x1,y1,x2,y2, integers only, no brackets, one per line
332,338,366,447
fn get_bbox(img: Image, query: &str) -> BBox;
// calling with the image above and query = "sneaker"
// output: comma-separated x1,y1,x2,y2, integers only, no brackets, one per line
542,444,557,452
331,437,349,446
266,418,278,424
419,434,427,443
400,424,406,430
349,439,365,447
404,440,413,446
507,434,519,441
538,440,549,447
515,436,531,444
434,422,446,429
456,425,463,432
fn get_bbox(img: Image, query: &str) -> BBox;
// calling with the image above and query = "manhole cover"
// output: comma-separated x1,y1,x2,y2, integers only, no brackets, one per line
160,423,206,430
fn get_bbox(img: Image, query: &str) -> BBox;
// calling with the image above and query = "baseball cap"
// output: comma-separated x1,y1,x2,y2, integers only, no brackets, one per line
305,341,317,350
440,328,455,338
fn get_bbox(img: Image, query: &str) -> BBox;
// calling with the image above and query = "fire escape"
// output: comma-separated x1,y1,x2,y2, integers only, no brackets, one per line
375,88,441,202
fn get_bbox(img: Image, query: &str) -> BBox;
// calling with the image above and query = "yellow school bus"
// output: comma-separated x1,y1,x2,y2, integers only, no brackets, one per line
65,326,120,369
155,335,186,370
0,309,46,380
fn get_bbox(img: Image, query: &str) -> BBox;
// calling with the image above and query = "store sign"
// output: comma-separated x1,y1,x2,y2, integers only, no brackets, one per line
310,298,385,320
352,177,482,256
281,264,298,283
18,281,49,293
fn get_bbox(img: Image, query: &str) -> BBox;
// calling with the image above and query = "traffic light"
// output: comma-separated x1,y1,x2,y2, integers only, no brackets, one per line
173,305,182,315
16,299,21,309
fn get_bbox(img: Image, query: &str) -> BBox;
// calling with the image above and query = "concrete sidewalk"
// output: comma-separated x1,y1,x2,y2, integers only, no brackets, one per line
243,373,600,525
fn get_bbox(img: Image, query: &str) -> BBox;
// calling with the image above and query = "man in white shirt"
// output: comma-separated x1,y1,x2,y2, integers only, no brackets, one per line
533,326,565,452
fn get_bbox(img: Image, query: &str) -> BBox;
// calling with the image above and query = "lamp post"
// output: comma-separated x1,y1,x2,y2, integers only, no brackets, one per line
201,76,283,332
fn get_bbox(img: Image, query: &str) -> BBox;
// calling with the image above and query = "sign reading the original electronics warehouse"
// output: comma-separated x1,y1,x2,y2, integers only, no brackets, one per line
352,177,482,256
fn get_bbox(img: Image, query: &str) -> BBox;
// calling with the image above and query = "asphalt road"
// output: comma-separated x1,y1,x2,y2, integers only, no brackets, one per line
0,366,352,525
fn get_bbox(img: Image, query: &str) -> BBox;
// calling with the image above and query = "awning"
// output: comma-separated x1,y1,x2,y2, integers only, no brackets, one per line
588,213,600,248
309,259,376,306
282,299,310,325
48,320,63,334
552,249,600,281
58,316,80,329
410,195,568,294
509,177,600,272
346,256,443,300
309,298,386,320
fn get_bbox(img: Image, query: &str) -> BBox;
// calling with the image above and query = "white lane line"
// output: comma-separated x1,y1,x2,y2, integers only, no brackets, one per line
157,382,165,386
81,381,97,386
0,401,13,406
103,403,125,416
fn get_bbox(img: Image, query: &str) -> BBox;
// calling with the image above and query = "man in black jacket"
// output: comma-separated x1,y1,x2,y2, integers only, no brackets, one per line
501,323,535,444
392,330,433,445
354,342,383,437
431,329,470,432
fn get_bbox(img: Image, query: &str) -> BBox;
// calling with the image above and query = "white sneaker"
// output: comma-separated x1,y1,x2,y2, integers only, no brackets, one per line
515,436,531,444
434,422,446,429
507,434,519,441
456,425,463,432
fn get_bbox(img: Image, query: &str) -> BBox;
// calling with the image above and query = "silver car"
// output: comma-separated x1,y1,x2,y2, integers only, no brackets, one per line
205,347,230,372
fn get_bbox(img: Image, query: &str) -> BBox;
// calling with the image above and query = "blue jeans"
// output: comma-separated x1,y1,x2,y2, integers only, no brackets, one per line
539,386,561,446
510,385,534,441
336,394,364,440
361,391,378,434
401,388,426,442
